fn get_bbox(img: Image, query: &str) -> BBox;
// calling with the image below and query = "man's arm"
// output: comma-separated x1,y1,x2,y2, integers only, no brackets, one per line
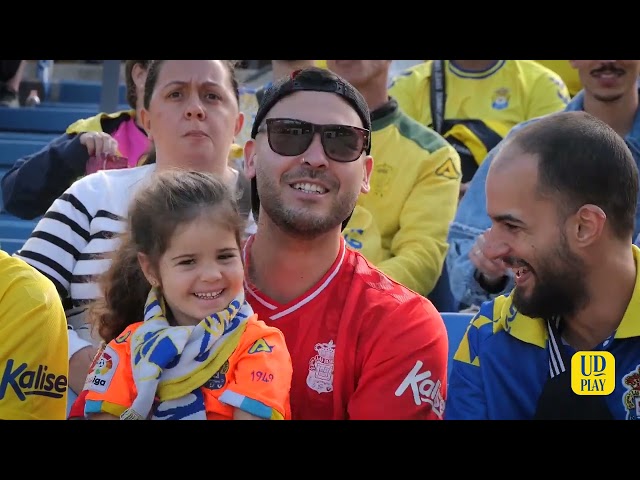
68,342,98,394
377,144,461,296
446,140,519,307
348,297,448,419
0,255,69,420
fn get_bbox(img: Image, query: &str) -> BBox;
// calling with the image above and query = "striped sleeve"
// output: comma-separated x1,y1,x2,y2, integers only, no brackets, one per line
14,181,96,300
14,171,128,308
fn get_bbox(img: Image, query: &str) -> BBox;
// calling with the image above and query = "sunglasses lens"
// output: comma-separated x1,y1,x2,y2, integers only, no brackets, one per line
268,120,313,156
322,126,366,162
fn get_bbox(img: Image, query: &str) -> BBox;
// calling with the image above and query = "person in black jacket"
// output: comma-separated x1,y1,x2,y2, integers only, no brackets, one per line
1,60,151,219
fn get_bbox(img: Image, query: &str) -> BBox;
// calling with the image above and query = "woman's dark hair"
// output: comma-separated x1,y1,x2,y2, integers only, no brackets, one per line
89,169,246,343
142,60,240,111
124,60,152,109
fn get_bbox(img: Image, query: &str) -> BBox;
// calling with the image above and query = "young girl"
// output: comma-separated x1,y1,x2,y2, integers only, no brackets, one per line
82,170,292,420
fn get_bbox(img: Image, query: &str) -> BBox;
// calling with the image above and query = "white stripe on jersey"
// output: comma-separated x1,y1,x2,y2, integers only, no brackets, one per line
243,236,346,320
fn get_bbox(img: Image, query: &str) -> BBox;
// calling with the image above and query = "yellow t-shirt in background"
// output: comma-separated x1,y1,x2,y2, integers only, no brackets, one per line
534,60,582,97
389,60,570,132
388,60,570,181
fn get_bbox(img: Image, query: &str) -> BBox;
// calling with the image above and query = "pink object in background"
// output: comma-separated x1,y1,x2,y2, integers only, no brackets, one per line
85,155,129,174
110,118,151,168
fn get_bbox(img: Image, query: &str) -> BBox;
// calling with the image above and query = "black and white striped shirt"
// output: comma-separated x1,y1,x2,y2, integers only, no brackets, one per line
17,165,154,308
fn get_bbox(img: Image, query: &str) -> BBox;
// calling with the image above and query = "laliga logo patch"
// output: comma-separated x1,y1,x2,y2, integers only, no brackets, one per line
94,353,113,375
86,346,119,393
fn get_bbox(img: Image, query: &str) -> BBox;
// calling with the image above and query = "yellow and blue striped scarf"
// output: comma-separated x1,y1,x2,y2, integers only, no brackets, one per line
120,287,251,420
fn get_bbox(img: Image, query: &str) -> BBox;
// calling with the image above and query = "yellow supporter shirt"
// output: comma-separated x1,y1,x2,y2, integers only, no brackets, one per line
343,99,461,296
0,250,69,419
390,60,570,132
389,60,569,182
534,60,582,97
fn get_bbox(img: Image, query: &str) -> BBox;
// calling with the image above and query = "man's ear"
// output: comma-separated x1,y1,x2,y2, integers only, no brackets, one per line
234,112,245,138
572,204,607,246
360,154,374,194
244,139,257,180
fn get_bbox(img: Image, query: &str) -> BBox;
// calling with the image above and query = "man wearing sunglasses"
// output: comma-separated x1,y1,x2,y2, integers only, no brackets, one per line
242,67,448,420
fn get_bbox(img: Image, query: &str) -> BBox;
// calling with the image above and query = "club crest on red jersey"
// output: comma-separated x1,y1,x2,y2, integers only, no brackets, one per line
307,340,335,394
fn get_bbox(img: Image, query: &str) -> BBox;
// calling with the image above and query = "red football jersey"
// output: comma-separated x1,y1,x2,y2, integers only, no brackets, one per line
243,236,448,420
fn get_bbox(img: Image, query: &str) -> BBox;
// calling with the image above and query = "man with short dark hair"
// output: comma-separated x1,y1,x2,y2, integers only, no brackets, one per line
446,111,640,420
243,67,448,420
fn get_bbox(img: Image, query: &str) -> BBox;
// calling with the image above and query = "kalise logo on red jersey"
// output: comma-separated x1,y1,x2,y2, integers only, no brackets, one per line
395,360,444,418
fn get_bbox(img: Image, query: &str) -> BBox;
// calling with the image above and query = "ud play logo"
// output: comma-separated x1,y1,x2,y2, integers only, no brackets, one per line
571,351,615,396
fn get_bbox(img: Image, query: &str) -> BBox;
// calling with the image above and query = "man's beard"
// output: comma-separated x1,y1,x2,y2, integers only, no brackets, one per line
256,168,359,240
513,238,589,319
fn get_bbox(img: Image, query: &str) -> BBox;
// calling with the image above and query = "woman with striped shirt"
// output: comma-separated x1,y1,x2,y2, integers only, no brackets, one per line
15,59,252,396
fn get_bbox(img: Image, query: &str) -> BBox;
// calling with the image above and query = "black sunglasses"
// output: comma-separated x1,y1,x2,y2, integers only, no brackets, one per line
258,118,370,163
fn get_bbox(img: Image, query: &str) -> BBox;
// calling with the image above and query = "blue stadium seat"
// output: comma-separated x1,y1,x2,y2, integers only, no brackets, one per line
57,81,127,105
0,238,28,256
39,101,131,111
441,311,474,377
0,107,97,134
0,165,38,254
0,139,48,167
0,166,8,193
428,263,458,312
0,213,39,255
0,131,58,142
